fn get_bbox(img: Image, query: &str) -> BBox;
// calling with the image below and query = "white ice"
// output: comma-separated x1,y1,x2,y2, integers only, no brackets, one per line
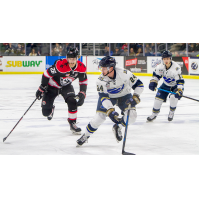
0,74,199,155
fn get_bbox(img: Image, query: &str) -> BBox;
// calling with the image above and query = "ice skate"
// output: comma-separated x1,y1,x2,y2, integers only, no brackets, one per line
68,119,82,135
147,113,157,122
168,111,175,121
76,134,90,147
47,105,55,120
112,124,122,142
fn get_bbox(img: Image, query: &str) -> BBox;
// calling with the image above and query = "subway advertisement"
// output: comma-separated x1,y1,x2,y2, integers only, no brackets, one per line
125,56,147,73
3,56,45,72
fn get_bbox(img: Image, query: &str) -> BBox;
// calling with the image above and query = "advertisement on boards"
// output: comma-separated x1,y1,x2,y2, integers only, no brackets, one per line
147,56,189,75
189,58,199,75
0,56,3,71
147,56,162,74
3,56,45,72
87,56,124,72
125,56,147,73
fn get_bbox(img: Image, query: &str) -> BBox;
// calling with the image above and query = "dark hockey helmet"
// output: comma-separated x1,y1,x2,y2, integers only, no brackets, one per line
162,50,172,60
67,47,79,58
99,56,116,69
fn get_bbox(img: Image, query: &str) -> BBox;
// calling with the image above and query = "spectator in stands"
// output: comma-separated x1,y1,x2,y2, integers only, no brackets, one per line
145,44,152,56
58,47,65,56
5,43,15,54
54,43,62,55
63,43,71,54
130,43,138,53
194,43,199,52
121,43,128,50
29,48,37,56
104,46,113,56
120,47,129,56
136,48,143,56
129,48,135,56
113,47,120,56
15,43,23,55
172,51,179,57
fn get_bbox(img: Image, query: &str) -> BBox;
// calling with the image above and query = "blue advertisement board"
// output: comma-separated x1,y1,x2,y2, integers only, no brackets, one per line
46,56,83,70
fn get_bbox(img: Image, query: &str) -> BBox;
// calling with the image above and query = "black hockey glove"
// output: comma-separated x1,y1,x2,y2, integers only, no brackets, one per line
126,94,140,107
106,108,121,124
76,91,86,106
174,88,183,100
149,79,158,91
36,85,46,100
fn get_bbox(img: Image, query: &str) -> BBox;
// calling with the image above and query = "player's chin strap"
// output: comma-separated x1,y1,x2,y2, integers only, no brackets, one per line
105,67,114,76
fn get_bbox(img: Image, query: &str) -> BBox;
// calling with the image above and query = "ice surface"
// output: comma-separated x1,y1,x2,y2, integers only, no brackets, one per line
0,74,199,155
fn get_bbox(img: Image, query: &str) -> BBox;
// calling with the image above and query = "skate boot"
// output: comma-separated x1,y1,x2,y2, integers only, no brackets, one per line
47,105,55,120
76,134,90,147
68,119,82,135
168,111,175,121
147,113,157,122
112,124,123,142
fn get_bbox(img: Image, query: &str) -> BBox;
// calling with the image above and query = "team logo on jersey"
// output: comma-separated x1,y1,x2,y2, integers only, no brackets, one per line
191,62,198,70
50,67,56,74
42,101,46,105
107,84,124,94
163,77,175,83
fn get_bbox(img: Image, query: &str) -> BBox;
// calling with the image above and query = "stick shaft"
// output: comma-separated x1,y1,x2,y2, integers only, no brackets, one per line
158,88,199,102
3,98,37,142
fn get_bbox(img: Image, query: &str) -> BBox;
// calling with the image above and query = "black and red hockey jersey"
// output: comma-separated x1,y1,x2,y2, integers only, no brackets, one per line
41,59,87,93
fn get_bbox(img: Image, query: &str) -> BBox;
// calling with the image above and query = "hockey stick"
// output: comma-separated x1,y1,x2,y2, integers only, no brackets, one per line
3,98,37,142
122,104,136,155
158,88,199,102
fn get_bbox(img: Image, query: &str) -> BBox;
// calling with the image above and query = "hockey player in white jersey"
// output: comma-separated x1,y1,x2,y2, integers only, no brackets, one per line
76,56,144,146
147,50,185,122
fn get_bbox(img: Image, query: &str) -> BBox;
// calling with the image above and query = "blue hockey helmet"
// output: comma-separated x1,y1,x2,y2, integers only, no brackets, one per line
99,56,116,69
162,50,172,60
67,47,79,58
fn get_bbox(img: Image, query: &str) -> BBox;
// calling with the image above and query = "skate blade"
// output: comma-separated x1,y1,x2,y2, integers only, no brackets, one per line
72,131,82,135
112,128,122,143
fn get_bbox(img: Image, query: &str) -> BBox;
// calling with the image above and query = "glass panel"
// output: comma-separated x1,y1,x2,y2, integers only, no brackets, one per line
156,43,166,56
26,43,50,56
81,43,94,56
167,43,186,57
110,43,128,56
188,43,199,57
133,43,143,56
0,43,25,56
144,43,155,56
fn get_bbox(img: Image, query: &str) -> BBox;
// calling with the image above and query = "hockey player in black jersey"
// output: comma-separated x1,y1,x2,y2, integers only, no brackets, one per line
35,48,87,134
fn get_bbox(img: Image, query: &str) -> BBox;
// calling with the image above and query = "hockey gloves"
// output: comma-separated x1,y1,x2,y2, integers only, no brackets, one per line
107,108,121,124
76,91,86,106
149,79,158,91
126,94,140,107
174,88,183,100
36,85,46,100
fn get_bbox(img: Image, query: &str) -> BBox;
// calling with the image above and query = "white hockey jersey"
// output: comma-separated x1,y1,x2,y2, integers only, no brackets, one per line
96,67,143,98
153,61,184,89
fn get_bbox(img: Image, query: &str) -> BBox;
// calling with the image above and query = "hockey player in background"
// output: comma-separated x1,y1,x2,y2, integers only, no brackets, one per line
147,50,185,122
35,48,87,134
76,56,144,146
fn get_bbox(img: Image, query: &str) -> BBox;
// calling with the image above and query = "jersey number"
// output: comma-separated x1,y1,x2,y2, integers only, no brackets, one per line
130,74,137,83
97,85,104,92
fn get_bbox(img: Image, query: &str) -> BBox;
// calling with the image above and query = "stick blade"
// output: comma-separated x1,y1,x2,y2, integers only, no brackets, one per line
122,151,136,155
